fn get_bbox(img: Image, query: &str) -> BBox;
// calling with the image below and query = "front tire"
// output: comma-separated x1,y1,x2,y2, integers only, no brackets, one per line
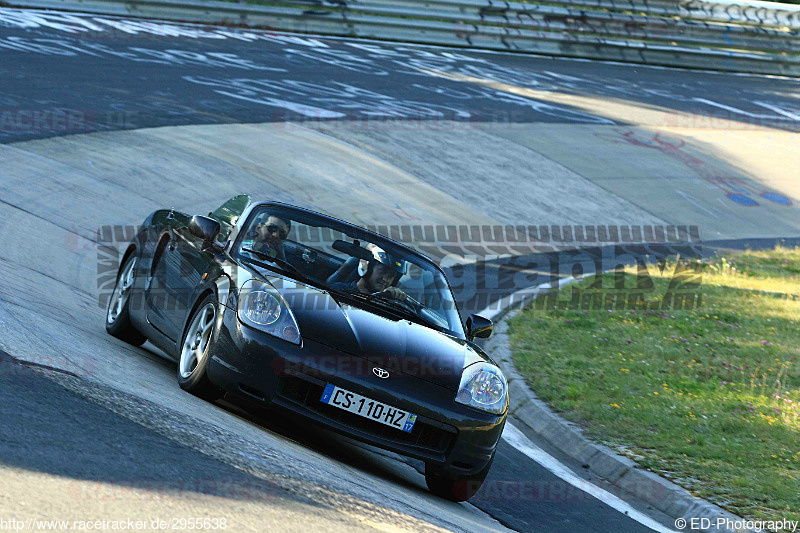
177,294,222,401
106,254,147,346
425,454,494,502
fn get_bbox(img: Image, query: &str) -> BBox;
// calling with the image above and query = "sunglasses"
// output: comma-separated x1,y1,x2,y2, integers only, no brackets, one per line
264,223,288,240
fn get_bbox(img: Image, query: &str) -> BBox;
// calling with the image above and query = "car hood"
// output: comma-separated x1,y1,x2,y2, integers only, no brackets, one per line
286,285,489,391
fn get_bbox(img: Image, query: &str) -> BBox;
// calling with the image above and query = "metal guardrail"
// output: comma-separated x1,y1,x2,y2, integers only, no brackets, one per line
5,0,800,75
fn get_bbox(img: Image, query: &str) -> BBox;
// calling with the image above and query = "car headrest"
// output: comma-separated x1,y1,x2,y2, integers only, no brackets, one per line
326,256,360,285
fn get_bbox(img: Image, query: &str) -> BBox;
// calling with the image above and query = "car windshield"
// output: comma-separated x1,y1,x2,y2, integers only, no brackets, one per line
235,204,464,338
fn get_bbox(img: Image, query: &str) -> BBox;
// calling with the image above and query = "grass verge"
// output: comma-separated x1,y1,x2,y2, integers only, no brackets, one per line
509,246,800,523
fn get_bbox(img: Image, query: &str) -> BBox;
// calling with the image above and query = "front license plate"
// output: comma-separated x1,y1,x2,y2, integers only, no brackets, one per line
320,383,417,433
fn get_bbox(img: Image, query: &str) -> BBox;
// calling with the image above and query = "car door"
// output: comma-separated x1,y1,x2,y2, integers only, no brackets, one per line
145,210,195,341
170,221,222,335
146,195,252,341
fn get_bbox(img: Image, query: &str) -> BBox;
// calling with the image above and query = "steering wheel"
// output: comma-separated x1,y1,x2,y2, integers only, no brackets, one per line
370,290,423,313
370,291,450,329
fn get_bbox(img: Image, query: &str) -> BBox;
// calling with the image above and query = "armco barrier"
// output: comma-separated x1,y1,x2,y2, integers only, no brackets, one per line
4,0,800,75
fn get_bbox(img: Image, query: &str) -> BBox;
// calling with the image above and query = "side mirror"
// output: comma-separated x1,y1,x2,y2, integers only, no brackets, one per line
466,314,493,341
189,215,221,248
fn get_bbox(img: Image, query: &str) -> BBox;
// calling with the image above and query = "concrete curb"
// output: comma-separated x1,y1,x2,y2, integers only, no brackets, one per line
479,286,755,533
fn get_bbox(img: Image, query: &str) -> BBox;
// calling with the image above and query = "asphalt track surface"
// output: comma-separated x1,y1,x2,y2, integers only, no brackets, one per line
0,9,799,144
1,8,800,533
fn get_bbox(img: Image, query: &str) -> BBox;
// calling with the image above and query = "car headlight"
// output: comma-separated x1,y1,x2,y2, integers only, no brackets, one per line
237,279,301,345
455,362,508,415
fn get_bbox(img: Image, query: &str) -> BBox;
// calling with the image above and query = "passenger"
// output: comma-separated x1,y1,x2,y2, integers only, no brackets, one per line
329,244,408,301
250,213,291,262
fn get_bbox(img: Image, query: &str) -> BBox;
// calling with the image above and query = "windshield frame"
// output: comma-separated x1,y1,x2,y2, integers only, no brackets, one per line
230,201,466,339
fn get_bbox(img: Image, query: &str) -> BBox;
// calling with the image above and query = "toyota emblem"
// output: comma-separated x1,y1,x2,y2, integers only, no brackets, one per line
372,367,390,379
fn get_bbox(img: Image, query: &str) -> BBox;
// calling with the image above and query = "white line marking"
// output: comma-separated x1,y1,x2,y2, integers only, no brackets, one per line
752,100,800,121
502,422,676,533
482,277,675,531
692,97,791,120
675,189,722,219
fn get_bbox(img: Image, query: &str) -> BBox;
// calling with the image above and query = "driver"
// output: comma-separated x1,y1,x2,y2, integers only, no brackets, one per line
329,244,408,301
250,213,291,262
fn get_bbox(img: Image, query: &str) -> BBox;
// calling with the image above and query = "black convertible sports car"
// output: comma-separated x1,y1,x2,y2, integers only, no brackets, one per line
105,195,508,501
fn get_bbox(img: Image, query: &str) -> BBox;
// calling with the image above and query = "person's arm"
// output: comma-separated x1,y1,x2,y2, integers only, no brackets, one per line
381,287,407,301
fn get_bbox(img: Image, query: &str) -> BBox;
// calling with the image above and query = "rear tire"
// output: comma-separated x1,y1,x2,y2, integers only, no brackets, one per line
425,453,494,502
177,294,222,401
105,254,147,346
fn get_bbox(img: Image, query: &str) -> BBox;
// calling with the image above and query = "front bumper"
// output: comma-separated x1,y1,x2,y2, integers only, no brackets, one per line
208,305,506,476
